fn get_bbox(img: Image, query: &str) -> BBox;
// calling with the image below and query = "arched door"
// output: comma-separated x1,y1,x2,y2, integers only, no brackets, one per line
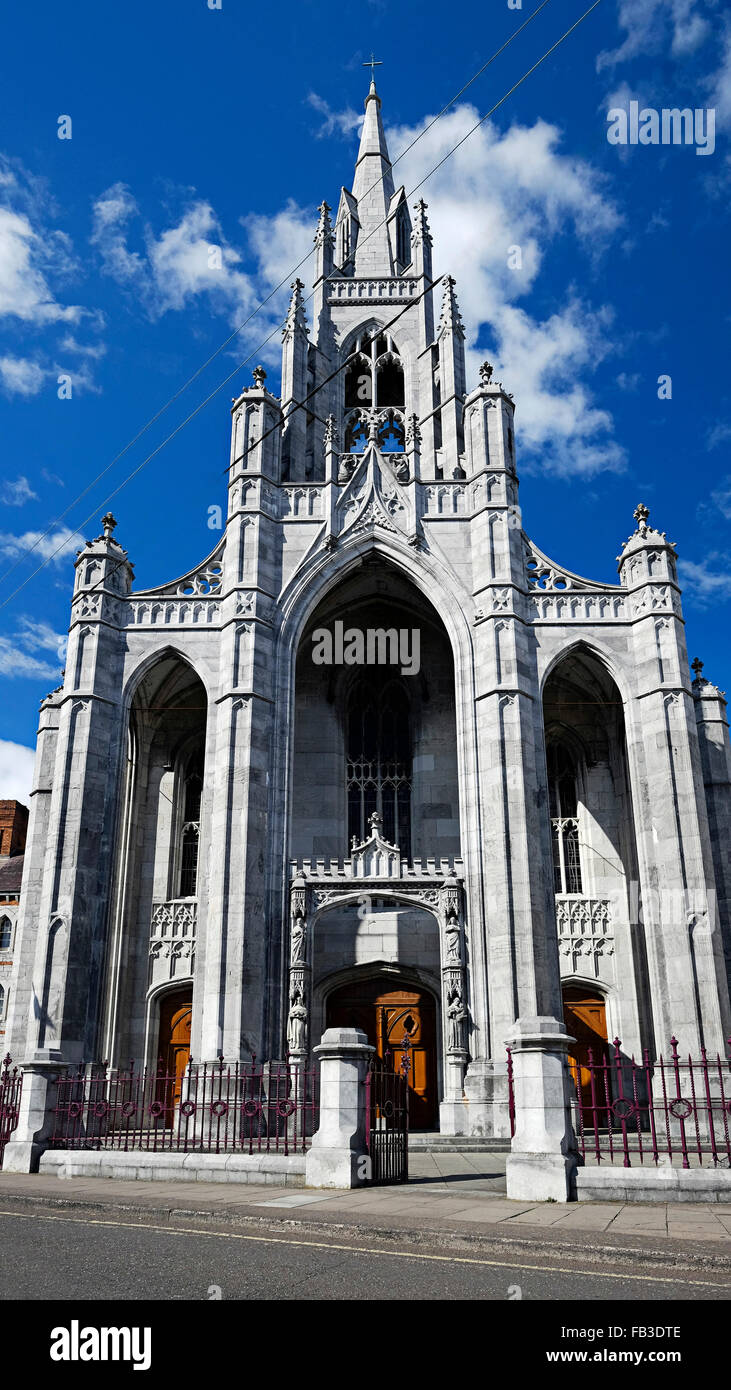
563,986,608,1112
327,977,438,1130
157,987,192,1123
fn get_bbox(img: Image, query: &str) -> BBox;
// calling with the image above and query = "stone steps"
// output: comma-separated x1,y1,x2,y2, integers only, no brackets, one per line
408,1133,510,1152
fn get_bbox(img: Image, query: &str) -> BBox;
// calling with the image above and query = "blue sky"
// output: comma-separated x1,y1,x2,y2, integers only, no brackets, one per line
1,0,730,798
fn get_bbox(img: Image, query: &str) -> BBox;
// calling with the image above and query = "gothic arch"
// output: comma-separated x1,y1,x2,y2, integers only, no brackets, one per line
143,976,194,1070
121,644,212,715
309,890,442,931
276,532,475,677
538,637,631,707
267,535,484,1061
274,535,477,868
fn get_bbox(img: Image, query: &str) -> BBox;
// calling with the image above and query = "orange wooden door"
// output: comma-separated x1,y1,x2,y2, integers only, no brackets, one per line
158,989,192,1122
327,979,437,1130
563,989,608,1112
376,990,437,1131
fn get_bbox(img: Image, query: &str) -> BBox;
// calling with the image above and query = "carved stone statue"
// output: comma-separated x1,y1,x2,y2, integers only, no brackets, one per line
287,985,308,1054
291,918,306,965
447,983,467,1051
445,919,461,963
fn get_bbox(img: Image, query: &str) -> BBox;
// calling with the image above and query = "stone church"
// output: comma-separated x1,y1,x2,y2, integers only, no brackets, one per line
7,79,731,1136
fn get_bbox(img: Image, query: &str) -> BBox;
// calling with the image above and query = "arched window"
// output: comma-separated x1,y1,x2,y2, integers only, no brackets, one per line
178,751,203,898
0,983,5,1019
548,743,582,895
0,917,11,951
343,330,405,453
347,677,412,857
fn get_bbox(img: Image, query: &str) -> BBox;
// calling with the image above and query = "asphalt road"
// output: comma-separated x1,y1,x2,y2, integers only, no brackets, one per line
0,1205,730,1302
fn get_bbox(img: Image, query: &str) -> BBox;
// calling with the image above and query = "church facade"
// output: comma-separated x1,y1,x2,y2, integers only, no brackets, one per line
7,80,731,1136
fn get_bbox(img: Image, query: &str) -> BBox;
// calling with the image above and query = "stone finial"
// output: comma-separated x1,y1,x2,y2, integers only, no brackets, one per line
252,365,267,390
315,201,333,246
617,501,675,561
368,810,383,835
405,413,422,449
411,198,432,245
438,275,465,339
633,502,650,535
691,657,705,682
324,413,339,450
283,280,308,342
479,361,494,386
101,512,117,540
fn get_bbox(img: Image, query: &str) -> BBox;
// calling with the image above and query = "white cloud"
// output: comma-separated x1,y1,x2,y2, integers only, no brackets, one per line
0,739,35,802
147,202,254,316
0,637,62,682
90,182,147,287
707,23,731,126
92,182,315,364
0,354,47,396
243,198,315,333
1,475,37,506
41,468,64,487
58,334,107,360
616,371,641,391
707,422,731,451
598,0,710,71
0,527,82,564
0,206,80,325
307,92,363,139
698,473,731,522
388,107,625,476
679,553,731,602
0,616,67,687
15,618,67,660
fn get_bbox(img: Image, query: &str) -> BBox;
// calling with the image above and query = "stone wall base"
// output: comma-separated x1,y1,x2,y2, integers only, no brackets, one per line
576,1164,731,1203
2,1141,46,1174
305,1146,366,1188
505,1152,577,1203
38,1150,305,1186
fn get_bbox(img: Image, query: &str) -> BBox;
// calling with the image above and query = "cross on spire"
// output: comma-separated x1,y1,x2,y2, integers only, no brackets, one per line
362,52,383,86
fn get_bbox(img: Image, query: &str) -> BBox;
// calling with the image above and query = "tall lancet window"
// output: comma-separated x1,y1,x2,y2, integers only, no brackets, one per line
548,743,582,895
343,329,405,453
178,751,203,898
347,677,412,858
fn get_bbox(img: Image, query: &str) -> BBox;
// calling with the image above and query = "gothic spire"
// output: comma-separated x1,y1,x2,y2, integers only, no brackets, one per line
350,78,396,275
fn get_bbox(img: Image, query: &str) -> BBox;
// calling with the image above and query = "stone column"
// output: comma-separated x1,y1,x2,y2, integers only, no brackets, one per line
305,1027,374,1189
619,507,731,1053
439,874,468,1132
505,1016,577,1203
286,873,310,1067
2,1050,67,1173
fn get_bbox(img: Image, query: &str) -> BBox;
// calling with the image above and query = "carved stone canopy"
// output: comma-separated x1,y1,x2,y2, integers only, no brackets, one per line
350,814,402,878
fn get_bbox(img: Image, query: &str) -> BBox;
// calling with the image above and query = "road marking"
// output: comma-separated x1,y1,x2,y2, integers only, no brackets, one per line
0,1208,729,1288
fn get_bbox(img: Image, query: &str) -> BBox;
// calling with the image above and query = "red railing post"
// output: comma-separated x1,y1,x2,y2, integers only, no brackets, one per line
669,1037,690,1169
506,1046,515,1140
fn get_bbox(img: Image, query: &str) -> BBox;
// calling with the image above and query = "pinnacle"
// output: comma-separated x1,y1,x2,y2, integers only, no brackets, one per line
283,279,308,338
438,274,465,338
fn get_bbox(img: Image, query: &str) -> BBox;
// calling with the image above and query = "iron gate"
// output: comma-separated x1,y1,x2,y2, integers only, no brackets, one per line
0,1055,22,1167
365,1040,409,1183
